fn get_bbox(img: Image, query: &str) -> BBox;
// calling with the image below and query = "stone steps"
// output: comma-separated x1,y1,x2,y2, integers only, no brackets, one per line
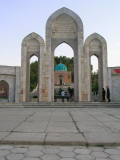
0,102,120,108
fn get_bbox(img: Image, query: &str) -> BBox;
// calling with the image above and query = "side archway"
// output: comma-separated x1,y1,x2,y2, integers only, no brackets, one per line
84,33,108,101
45,7,84,102
20,32,44,102
0,80,9,101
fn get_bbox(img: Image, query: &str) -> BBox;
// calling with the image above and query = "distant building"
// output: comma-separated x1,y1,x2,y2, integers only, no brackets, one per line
54,63,71,85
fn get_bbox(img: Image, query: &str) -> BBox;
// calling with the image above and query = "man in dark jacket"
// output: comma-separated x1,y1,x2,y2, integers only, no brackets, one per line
106,86,111,102
102,88,106,102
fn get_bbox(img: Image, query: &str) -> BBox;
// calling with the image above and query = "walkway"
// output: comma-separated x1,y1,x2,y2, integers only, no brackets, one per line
0,107,120,146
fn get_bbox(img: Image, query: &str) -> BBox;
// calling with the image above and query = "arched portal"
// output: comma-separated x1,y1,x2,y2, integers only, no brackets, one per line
55,42,74,58
20,32,44,102
91,55,99,101
0,80,9,101
54,43,74,101
46,7,84,102
84,33,108,101
30,55,38,102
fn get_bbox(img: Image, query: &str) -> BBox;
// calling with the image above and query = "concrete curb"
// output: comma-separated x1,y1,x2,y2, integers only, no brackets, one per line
0,140,120,146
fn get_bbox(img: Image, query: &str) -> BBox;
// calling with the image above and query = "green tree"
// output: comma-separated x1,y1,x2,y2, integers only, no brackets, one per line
30,61,38,92
91,66,98,92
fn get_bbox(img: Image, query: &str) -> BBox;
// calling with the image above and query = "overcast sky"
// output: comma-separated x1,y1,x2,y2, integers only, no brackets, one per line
0,0,120,69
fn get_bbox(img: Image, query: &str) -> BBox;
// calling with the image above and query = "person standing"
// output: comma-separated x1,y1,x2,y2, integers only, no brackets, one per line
61,90,65,102
102,88,106,102
67,92,70,102
106,86,111,102
54,90,57,102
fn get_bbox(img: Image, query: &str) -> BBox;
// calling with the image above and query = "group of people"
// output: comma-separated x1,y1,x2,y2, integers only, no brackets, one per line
102,86,111,102
56,87,111,102
61,90,71,102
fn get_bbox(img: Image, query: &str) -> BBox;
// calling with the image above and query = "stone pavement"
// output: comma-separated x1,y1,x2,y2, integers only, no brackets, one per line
0,144,120,160
0,107,120,146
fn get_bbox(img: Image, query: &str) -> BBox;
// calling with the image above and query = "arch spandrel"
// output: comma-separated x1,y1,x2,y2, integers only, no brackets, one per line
84,33,107,48
46,7,83,32
51,14,78,39
22,32,45,46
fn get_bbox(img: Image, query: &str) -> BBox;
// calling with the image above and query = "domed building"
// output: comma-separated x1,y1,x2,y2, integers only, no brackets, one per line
54,63,71,85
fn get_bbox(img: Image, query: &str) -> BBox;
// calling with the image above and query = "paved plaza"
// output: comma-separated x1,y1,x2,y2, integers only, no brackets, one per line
0,107,120,146
0,107,120,159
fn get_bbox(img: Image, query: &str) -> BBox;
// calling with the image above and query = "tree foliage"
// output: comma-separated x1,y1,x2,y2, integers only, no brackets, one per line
91,66,98,92
30,61,38,92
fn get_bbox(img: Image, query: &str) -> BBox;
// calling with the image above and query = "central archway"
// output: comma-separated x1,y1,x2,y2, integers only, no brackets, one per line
54,42,74,102
46,7,84,102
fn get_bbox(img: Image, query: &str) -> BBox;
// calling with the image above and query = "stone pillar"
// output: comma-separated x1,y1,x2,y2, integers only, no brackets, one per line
108,68,112,100
15,67,20,102
84,42,91,101
38,44,44,102
20,45,27,102
98,56,103,101
102,43,108,89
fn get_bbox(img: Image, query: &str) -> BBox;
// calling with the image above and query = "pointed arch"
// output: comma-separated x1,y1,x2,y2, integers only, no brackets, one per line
45,8,84,102
84,33,108,101
54,42,74,56
20,32,45,102
0,80,9,100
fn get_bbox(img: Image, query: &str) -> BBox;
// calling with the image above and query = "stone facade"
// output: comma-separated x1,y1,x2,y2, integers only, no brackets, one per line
54,71,71,85
45,8,84,102
84,33,108,101
20,32,44,102
2,7,118,103
0,65,20,102
108,67,120,102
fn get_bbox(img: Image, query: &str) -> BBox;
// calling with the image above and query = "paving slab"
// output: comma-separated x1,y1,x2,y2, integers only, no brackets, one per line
46,122,78,133
84,132,120,145
0,132,9,140
93,115,119,122
26,115,51,122
72,115,97,122
50,115,72,122
76,122,112,133
2,133,46,145
100,121,120,132
14,122,48,133
0,122,20,132
45,133,86,145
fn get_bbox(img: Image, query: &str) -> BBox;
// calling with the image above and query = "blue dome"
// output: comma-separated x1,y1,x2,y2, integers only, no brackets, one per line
55,63,67,71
